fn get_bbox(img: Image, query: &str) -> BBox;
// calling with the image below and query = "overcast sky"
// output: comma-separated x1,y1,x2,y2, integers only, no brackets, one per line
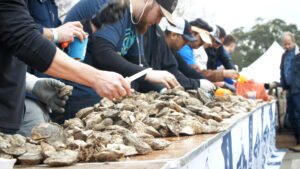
175,0,299,33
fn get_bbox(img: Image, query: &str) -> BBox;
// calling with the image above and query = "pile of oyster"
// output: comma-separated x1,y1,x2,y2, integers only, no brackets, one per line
0,87,264,166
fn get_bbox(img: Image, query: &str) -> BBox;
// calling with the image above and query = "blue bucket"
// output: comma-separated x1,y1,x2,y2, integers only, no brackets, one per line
68,34,89,61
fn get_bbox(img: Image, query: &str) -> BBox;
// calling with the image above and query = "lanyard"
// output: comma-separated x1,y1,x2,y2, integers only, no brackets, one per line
135,29,143,67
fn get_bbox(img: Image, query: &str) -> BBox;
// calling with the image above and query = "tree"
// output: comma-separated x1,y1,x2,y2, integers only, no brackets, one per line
231,18,300,69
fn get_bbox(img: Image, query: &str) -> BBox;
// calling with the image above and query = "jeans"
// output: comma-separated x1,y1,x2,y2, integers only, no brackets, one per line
16,99,50,137
288,93,300,143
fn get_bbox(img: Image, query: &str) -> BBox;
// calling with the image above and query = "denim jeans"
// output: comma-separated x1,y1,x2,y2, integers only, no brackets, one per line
16,99,50,137
288,93,300,143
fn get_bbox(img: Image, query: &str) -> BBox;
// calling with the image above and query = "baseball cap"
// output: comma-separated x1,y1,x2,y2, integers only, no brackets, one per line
189,18,212,44
156,0,178,25
210,26,222,44
191,26,212,44
166,17,196,42
190,18,213,32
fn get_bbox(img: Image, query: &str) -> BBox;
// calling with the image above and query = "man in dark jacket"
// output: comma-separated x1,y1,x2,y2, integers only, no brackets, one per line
280,32,300,151
56,0,180,121
205,25,236,70
0,0,131,134
144,17,215,92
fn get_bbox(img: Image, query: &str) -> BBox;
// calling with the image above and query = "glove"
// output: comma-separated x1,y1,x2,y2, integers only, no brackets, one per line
91,0,129,29
32,79,73,113
223,82,236,93
199,79,216,92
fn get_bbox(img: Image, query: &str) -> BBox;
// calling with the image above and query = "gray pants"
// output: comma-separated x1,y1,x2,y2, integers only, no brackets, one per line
16,99,50,137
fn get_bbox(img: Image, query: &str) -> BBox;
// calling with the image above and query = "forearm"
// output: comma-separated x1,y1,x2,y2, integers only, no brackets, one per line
93,37,144,77
44,48,101,88
179,64,204,79
167,67,200,90
200,69,224,82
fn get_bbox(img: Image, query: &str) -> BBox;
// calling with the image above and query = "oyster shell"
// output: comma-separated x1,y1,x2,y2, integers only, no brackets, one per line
106,144,138,156
93,118,114,131
64,118,84,129
151,139,171,150
123,133,152,155
1,134,26,156
43,149,78,167
75,107,94,119
31,123,67,149
18,143,43,165
58,85,73,98
93,149,123,162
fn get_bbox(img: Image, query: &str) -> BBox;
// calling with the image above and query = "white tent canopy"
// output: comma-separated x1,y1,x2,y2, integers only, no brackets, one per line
240,41,284,83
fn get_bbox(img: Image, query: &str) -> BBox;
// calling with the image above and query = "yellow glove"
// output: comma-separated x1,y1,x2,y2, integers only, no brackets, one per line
237,75,248,83
215,88,233,97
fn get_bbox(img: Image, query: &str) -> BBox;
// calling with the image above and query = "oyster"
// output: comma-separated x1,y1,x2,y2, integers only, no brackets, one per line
197,88,213,104
67,139,88,150
93,149,123,162
44,149,78,167
75,107,94,119
93,118,114,131
18,143,43,165
100,98,115,108
186,106,223,122
0,135,11,149
106,144,138,156
86,131,112,145
40,142,56,158
31,123,67,149
73,129,93,141
179,120,204,135
1,134,26,156
84,112,102,129
123,133,152,155
130,121,161,137
151,139,171,150
64,118,84,129
58,85,73,98
143,117,162,130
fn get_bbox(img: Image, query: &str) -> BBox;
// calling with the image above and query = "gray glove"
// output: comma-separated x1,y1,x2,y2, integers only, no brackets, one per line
199,79,216,92
32,79,73,113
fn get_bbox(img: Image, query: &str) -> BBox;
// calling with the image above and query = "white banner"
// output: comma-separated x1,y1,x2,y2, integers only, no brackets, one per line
178,103,286,169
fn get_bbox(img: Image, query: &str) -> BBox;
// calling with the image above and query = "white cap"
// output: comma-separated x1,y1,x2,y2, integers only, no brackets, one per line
166,17,185,35
166,17,196,42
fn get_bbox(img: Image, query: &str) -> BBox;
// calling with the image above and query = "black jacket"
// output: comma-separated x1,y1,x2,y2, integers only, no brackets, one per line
206,46,236,70
0,0,56,133
173,51,205,80
144,25,201,90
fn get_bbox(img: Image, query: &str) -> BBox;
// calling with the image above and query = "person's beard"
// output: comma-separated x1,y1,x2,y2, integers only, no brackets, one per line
135,21,148,34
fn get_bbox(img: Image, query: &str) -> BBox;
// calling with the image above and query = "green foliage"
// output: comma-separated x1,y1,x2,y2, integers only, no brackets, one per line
231,18,300,69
